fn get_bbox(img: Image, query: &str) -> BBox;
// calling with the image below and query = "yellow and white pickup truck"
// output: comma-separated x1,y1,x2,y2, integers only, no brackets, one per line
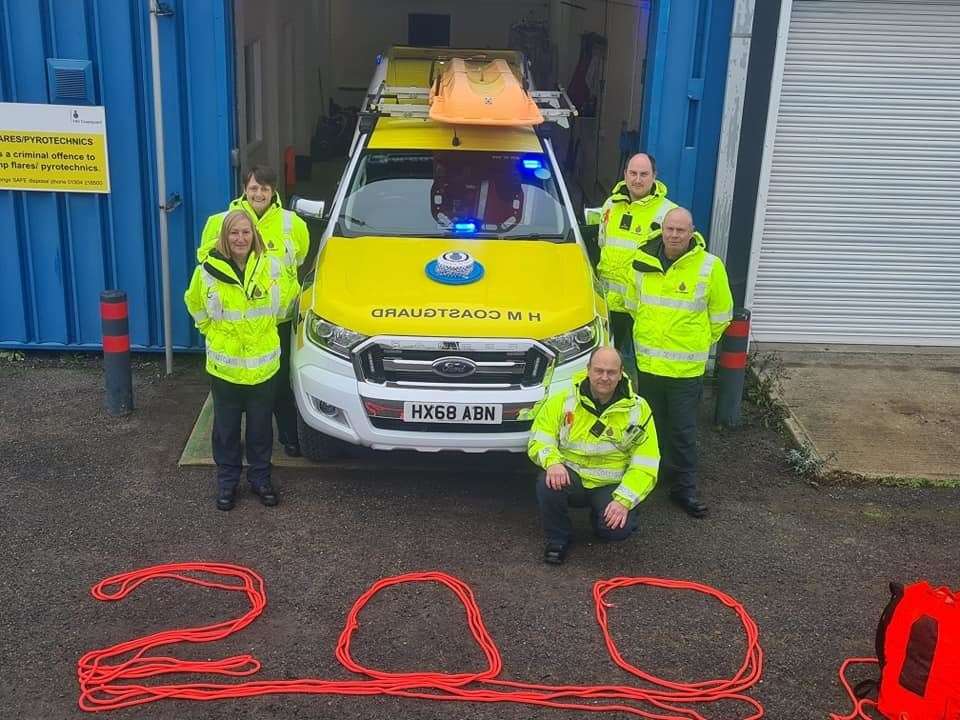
290,46,607,459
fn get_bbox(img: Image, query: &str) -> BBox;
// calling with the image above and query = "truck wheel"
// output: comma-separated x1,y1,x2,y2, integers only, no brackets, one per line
297,412,347,461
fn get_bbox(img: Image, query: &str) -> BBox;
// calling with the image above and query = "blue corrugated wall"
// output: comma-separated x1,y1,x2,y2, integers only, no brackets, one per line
0,0,233,350
641,0,734,234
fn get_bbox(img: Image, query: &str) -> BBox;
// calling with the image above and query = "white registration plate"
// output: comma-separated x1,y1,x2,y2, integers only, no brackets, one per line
402,402,503,424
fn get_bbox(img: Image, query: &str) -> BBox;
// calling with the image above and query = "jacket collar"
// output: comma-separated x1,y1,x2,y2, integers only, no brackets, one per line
633,231,707,273
571,368,635,413
229,193,283,223
609,179,669,206
204,249,261,286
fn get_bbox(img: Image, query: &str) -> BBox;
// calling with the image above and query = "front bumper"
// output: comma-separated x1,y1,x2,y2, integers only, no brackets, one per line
291,335,587,453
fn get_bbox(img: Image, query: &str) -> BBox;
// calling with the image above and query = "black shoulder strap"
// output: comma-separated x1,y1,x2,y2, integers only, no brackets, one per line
876,582,906,667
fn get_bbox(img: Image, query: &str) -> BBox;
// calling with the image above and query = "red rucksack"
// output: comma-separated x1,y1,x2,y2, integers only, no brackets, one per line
834,581,960,719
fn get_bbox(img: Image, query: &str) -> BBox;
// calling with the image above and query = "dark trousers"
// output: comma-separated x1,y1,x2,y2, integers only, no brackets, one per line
610,312,635,368
275,320,298,445
536,467,639,546
210,374,275,492
634,371,703,498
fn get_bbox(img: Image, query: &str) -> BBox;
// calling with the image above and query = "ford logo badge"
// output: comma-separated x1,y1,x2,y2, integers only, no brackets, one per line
432,356,477,378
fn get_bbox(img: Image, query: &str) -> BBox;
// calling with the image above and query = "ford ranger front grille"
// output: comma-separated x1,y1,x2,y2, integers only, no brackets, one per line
354,338,552,387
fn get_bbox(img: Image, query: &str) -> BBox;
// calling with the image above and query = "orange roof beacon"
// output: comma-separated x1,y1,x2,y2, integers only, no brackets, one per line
429,58,545,127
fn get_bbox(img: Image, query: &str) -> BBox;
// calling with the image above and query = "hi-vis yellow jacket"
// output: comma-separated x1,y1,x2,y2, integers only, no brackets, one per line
184,251,297,385
585,180,676,313
528,370,660,509
198,194,309,320
626,232,733,378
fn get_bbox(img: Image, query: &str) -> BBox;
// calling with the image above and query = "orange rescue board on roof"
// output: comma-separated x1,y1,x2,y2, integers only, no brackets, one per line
429,59,544,127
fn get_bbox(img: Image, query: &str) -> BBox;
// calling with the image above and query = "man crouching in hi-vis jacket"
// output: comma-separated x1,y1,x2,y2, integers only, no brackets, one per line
527,346,659,565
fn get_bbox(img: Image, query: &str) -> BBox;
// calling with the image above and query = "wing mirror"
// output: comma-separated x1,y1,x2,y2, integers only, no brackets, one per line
290,195,326,219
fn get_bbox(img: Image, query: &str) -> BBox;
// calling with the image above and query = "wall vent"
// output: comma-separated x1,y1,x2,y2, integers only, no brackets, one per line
46,59,95,105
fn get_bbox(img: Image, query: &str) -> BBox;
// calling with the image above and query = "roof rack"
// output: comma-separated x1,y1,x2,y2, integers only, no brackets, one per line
358,80,578,132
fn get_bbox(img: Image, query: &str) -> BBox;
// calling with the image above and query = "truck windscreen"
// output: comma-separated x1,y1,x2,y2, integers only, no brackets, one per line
337,150,571,240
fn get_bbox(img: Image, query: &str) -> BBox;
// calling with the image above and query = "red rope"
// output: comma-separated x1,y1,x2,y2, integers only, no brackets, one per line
77,563,765,718
829,657,881,720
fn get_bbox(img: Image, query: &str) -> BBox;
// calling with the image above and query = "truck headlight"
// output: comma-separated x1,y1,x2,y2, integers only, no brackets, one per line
543,318,601,363
304,311,367,359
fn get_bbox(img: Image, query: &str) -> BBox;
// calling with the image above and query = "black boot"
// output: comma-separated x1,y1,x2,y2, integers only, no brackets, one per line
216,486,236,511
251,482,279,507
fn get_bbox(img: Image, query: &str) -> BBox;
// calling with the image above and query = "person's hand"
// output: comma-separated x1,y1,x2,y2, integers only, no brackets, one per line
545,464,570,491
602,500,629,530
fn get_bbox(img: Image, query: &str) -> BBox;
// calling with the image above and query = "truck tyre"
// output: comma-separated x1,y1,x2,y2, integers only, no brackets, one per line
297,412,347,461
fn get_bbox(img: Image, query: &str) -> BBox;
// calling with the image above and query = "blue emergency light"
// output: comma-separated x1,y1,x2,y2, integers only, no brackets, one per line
522,158,542,169
453,221,477,233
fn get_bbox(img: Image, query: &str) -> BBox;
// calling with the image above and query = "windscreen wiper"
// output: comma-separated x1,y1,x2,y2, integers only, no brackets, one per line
340,214,367,227
494,233,566,240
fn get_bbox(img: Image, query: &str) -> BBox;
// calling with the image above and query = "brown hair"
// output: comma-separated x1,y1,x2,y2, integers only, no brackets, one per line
216,210,266,259
243,165,278,189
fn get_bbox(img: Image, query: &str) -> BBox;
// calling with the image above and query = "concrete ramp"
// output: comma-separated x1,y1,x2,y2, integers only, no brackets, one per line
762,346,960,483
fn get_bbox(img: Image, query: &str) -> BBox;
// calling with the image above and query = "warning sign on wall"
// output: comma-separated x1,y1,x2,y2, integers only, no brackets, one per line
0,103,111,193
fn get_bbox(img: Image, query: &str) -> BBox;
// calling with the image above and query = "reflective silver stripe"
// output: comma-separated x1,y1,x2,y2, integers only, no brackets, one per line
634,345,709,363
602,235,638,250
530,430,556,445
629,455,660,471
605,281,628,297
711,311,733,324
282,211,297,265
207,348,280,370
558,390,578,446
613,484,641,503
190,309,208,324
219,309,244,321
244,306,276,320
271,282,281,316
653,198,675,223
537,448,557,466
638,293,707,312
201,270,223,320
566,463,624,482
699,254,717,278
562,439,619,454
268,257,283,280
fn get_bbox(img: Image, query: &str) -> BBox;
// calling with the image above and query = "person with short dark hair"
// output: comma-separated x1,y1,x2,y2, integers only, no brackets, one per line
197,166,310,457
625,207,733,519
185,210,297,511
527,346,659,565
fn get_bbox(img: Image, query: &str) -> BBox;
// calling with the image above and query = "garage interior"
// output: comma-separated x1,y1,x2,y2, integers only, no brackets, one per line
231,0,651,208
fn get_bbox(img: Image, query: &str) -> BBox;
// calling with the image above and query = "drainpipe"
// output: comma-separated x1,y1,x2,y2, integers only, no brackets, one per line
149,0,174,375
708,0,756,263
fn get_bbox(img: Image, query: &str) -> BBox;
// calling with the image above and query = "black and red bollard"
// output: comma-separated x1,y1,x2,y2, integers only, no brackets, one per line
100,290,134,416
714,308,751,428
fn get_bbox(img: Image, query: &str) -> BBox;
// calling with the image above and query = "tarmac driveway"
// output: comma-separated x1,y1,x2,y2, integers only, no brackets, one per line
1,356,957,719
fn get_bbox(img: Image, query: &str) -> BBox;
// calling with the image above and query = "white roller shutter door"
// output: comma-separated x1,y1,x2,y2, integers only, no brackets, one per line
751,0,960,345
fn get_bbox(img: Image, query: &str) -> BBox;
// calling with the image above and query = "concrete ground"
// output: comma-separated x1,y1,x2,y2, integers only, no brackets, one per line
3,354,960,720
755,344,960,483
